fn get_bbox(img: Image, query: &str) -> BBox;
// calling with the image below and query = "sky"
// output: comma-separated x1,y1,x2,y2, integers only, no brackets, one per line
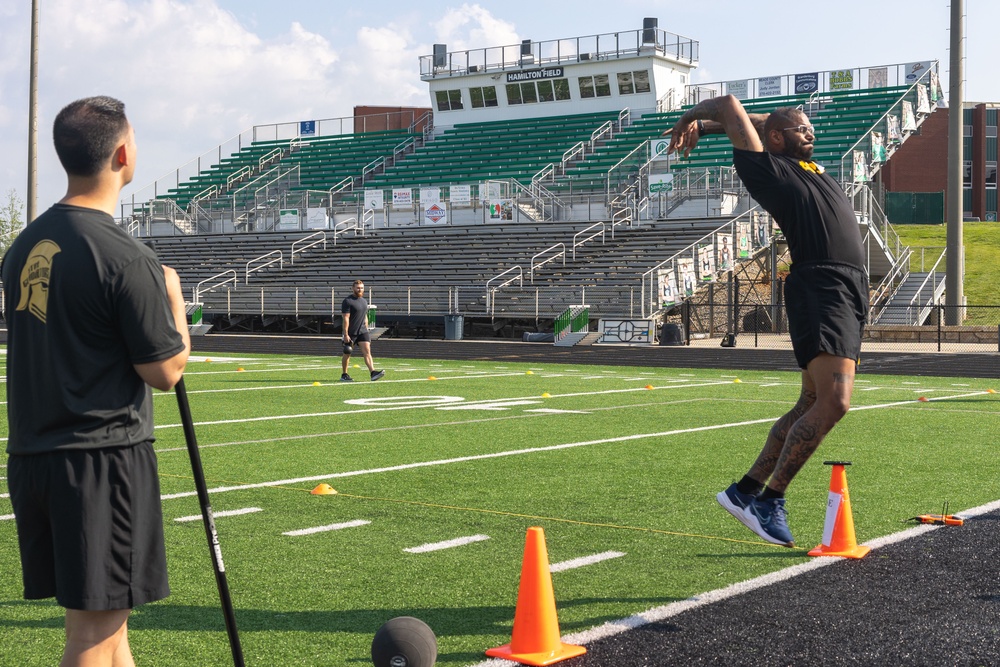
0,0,995,217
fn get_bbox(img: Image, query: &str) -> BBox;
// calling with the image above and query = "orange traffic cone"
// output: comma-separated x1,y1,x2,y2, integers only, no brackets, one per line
808,461,870,559
486,527,586,666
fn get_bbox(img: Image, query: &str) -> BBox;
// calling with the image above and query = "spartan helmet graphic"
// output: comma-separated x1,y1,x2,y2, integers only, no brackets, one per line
16,240,61,324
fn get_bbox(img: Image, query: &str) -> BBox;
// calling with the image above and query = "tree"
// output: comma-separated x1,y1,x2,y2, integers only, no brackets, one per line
0,189,26,258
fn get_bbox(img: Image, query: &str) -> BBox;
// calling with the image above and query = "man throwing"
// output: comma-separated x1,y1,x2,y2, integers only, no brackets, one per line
340,279,384,382
665,96,868,547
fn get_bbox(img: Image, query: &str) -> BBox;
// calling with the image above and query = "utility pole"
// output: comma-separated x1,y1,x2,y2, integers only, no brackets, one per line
27,0,40,223
945,0,964,324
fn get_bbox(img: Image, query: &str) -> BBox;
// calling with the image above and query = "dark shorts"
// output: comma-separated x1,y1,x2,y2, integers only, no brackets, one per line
784,263,868,369
7,442,170,611
348,330,372,345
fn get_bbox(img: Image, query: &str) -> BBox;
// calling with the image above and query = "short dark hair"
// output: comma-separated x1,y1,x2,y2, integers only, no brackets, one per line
353,280,364,287
763,107,805,138
53,96,130,177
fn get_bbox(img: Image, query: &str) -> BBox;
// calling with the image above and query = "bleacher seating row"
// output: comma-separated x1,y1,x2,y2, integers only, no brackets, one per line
151,85,914,215
148,217,726,320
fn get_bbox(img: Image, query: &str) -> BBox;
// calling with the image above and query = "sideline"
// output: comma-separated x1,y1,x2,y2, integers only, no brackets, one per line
467,496,1000,667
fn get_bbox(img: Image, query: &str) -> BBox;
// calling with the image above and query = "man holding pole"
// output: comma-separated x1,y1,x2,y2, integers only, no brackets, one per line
2,96,190,665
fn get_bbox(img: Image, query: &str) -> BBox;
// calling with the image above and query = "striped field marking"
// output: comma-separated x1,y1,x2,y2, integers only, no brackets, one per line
283,520,371,537
1,514,14,521
174,507,263,523
159,390,992,501
404,534,490,553
469,496,1000,667
550,551,626,573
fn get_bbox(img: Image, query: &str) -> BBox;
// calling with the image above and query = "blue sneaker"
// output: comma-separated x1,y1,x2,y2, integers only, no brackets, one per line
743,497,795,547
716,483,758,530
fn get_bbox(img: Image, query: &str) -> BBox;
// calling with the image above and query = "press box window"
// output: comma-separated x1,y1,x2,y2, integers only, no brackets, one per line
435,89,463,111
617,71,651,95
579,74,611,99
470,86,498,108
963,161,972,189
507,79,570,105
987,162,997,189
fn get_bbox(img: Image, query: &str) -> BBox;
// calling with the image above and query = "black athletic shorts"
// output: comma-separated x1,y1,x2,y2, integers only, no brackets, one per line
784,263,868,369
349,330,372,344
7,442,170,611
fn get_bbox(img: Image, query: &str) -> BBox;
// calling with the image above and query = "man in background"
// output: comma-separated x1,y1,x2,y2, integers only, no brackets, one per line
2,96,190,665
341,279,384,382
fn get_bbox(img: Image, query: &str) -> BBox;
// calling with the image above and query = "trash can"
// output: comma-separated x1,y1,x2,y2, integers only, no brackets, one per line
367,305,377,328
444,314,464,340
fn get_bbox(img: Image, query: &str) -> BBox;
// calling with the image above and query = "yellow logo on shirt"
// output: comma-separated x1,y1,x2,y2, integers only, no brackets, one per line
799,160,826,174
16,240,61,324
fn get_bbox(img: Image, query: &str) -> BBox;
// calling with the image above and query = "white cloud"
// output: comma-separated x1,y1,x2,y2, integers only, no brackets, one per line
0,1,544,209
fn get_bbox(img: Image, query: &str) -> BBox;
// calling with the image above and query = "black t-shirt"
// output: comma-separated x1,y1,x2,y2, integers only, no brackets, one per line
733,149,866,270
1,204,185,454
341,294,369,337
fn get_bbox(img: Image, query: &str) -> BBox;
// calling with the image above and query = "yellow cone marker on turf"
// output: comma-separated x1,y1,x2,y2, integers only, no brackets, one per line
237,367,244,372
311,484,337,495
733,378,741,383
428,376,437,381
526,371,534,375
988,389,996,394
313,382,321,386
645,385,654,390
541,393,551,398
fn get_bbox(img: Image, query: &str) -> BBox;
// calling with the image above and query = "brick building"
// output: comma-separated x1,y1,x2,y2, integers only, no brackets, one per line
882,102,999,222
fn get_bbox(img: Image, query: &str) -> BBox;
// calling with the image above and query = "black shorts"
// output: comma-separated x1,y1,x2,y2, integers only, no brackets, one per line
784,263,868,369
349,330,372,344
7,442,170,610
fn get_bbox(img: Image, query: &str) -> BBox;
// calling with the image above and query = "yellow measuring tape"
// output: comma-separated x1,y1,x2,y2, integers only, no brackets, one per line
160,472,788,549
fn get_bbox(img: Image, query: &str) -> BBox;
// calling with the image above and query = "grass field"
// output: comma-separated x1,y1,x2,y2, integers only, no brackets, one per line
894,220,1000,309
1,353,998,666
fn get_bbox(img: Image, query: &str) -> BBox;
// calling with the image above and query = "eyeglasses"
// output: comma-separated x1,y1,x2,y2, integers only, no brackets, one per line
781,124,815,135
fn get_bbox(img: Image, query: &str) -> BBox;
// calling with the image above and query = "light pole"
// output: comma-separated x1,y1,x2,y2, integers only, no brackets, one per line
27,0,40,223
945,0,964,324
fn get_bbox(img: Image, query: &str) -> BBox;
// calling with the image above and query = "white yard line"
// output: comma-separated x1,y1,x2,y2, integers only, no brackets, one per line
550,551,626,573
173,507,263,522
404,534,491,553
283,520,371,536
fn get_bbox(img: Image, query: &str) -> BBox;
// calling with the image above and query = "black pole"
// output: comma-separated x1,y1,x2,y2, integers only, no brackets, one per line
175,377,246,666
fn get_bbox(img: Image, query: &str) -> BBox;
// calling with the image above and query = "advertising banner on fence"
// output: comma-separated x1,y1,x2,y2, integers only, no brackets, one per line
450,184,472,205
278,209,298,230
392,188,413,209
489,200,513,220
306,207,329,229
423,203,448,225
830,69,854,91
420,187,441,204
364,189,384,210
794,72,818,94
648,173,673,194
726,79,748,99
904,61,931,84
759,75,782,97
